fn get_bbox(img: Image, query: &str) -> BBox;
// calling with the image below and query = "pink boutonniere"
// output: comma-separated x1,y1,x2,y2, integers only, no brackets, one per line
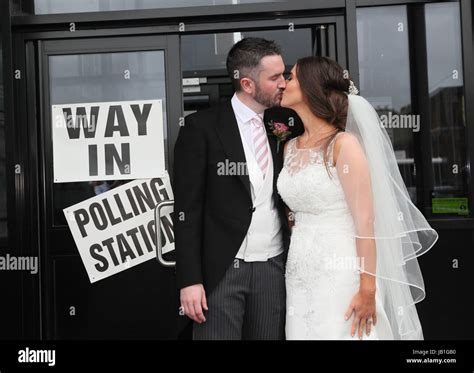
266,120,292,153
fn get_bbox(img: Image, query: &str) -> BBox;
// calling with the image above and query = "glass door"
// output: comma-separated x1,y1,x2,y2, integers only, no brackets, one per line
37,35,181,339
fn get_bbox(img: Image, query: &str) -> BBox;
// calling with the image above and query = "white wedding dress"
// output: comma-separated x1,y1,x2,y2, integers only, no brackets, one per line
277,135,393,340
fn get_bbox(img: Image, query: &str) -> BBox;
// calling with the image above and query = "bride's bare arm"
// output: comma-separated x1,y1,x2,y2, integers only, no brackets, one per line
333,132,377,339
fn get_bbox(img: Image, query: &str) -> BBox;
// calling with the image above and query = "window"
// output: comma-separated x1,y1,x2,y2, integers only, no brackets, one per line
181,28,313,74
357,2,470,217
181,28,314,113
425,2,469,216
49,51,168,225
357,5,417,202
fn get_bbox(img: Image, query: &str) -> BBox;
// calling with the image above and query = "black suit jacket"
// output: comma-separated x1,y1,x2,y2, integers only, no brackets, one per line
172,101,302,297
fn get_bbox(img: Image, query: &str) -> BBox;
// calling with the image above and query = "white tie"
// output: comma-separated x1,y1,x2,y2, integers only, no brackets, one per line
250,114,269,179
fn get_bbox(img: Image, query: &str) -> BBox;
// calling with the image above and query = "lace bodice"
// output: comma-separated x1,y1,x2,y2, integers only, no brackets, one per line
277,135,350,220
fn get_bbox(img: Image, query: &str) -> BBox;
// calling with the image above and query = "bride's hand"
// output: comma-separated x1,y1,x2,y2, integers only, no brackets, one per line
344,288,377,339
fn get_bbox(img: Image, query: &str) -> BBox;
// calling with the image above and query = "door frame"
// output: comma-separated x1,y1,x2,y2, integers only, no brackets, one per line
15,32,182,339
16,15,348,68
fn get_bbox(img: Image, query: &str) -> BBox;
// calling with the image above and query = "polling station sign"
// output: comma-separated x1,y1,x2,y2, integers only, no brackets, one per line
64,176,174,283
52,99,166,183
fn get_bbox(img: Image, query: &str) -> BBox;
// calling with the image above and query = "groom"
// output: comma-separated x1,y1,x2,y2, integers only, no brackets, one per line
173,38,295,340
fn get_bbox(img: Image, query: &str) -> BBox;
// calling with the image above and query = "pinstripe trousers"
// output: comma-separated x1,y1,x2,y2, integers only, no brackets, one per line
192,252,286,340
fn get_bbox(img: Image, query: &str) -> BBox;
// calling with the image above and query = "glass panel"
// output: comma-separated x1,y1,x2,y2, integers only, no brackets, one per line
425,2,469,216
356,6,417,202
181,28,313,113
0,30,8,242
49,51,167,225
181,28,313,73
33,0,285,15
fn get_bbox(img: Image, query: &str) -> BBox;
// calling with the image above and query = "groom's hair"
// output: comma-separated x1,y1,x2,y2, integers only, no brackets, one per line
226,37,282,91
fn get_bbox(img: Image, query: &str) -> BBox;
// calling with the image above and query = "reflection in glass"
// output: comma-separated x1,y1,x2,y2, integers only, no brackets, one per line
181,29,312,73
181,28,313,114
357,6,417,202
425,2,469,216
33,0,285,15
49,51,167,225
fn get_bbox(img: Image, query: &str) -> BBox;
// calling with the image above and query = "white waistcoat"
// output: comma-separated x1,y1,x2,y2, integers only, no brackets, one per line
235,127,284,262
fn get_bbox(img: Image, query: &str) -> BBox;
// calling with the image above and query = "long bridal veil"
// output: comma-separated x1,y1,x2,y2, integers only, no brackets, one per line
341,94,438,339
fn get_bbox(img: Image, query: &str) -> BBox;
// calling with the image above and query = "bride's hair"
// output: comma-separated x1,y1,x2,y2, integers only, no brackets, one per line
295,56,351,173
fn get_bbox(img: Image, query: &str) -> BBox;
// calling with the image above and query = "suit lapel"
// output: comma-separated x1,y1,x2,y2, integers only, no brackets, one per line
214,101,252,199
267,134,279,189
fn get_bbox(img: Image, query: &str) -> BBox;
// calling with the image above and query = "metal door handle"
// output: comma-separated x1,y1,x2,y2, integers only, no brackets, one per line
154,200,176,267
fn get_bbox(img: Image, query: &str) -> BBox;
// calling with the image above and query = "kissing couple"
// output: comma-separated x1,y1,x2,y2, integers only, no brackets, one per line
173,37,438,340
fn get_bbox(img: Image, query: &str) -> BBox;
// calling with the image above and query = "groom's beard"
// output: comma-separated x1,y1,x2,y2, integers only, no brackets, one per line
254,86,284,108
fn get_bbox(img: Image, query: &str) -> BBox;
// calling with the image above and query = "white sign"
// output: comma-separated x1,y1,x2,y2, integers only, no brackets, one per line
64,176,174,283
52,99,166,183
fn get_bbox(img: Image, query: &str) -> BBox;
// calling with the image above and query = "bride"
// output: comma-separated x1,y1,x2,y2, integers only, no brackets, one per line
277,56,438,340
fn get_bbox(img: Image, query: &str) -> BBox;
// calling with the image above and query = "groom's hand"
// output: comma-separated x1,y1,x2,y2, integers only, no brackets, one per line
180,284,208,324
